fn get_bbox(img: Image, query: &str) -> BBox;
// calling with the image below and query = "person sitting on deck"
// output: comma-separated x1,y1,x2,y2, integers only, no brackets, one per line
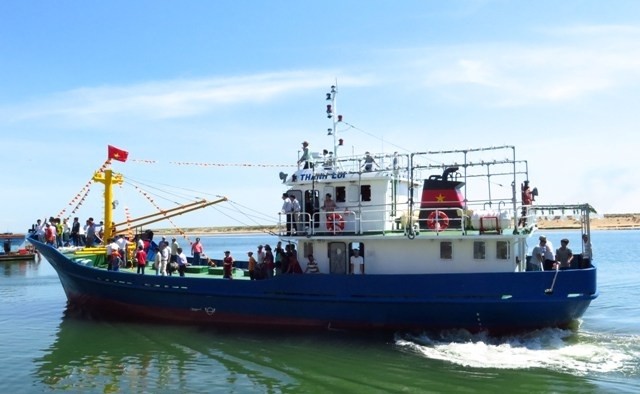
304,254,320,274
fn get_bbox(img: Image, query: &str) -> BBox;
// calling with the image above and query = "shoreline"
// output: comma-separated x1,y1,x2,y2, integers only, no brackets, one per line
150,216,640,235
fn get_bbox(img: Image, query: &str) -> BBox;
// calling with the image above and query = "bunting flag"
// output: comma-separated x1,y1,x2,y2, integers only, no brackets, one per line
108,145,129,162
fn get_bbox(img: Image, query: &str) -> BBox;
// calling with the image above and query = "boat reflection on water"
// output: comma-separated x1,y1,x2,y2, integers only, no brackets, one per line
34,305,611,393
35,306,196,392
34,305,296,393
1,260,41,277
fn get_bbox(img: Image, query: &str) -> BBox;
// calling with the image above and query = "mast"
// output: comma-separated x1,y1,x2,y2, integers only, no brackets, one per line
92,167,123,243
325,84,339,157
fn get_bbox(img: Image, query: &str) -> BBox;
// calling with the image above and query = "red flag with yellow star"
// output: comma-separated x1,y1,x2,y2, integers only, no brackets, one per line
108,145,129,162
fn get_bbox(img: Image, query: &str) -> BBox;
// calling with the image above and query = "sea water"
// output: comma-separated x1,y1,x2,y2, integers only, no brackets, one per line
1,230,638,393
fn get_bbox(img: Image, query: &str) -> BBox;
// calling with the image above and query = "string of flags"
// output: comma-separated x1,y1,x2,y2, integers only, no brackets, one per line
132,185,196,246
129,159,294,167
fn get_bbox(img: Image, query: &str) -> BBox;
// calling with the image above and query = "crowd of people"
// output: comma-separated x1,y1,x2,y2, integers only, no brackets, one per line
29,216,109,248
529,234,593,271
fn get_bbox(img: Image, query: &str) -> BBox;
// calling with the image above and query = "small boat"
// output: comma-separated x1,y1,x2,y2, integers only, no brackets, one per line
29,86,597,334
1,233,37,261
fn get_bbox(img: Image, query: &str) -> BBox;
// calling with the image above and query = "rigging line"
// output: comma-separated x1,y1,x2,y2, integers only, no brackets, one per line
128,183,188,208
340,121,413,153
124,180,197,205
206,200,272,225
224,199,279,223
224,201,278,226
210,202,279,237
125,175,223,200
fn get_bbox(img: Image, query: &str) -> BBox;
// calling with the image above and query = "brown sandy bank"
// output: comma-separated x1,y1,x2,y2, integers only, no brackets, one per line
150,214,640,235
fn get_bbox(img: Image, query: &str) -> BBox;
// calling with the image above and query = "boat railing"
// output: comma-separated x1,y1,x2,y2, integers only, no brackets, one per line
309,152,409,175
277,199,532,237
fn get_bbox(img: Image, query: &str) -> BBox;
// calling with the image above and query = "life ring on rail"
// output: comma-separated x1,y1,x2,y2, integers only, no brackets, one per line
427,210,449,231
326,213,345,233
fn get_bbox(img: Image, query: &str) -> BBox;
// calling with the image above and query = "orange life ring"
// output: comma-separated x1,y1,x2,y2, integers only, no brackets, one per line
427,210,449,231
326,213,345,233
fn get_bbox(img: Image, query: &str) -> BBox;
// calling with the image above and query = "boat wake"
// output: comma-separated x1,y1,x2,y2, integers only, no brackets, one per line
395,327,640,376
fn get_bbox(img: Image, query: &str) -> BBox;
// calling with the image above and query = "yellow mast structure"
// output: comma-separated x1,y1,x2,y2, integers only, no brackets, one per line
91,160,228,244
92,167,123,243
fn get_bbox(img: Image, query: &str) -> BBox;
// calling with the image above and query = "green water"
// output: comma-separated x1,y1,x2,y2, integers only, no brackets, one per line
2,232,639,393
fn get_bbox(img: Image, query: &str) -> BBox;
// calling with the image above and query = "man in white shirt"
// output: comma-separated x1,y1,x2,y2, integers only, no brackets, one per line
106,238,121,271
531,235,555,271
350,248,364,275
281,193,293,235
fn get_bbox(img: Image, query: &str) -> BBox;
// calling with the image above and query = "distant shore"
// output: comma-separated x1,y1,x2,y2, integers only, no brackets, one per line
150,214,640,235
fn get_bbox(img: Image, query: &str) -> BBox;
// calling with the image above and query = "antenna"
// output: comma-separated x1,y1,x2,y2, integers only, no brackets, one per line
325,83,339,157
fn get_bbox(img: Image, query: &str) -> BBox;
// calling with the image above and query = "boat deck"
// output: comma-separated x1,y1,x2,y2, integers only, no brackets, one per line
72,256,252,280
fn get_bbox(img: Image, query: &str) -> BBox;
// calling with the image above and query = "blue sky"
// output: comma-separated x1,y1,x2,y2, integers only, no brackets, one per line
2,0,639,232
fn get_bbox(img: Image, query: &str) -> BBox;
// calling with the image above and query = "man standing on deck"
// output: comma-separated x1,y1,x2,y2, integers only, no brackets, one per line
71,217,81,247
170,238,180,264
191,237,203,266
350,248,364,275
532,235,555,271
281,193,293,236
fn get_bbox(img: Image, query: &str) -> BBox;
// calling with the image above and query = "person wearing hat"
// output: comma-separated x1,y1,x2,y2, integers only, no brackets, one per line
297,141,313,169
222,250,234,279
531,235,555,271
555,238,574,269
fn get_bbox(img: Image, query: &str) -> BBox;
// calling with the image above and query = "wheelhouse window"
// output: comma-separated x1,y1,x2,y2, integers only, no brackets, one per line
473,241,485,260
360,185,371,202
440,241,452,259
496,241,510,260
335,187,346,203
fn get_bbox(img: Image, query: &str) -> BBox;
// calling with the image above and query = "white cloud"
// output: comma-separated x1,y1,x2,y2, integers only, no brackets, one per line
0,71,374,124
409,24,640,106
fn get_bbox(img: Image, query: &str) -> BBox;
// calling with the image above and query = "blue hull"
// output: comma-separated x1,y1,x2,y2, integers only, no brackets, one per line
32,240,597,333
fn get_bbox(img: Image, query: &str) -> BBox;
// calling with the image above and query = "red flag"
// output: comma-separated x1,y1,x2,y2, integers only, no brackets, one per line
108,145,129,162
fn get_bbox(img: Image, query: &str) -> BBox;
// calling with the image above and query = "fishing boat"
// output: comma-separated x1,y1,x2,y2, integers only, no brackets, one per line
1,233,37,261
28,86,597,334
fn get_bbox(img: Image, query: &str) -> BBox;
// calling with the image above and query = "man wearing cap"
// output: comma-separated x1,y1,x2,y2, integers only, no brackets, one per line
531,235,555,271
297,141,312,169
555,238,574,269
